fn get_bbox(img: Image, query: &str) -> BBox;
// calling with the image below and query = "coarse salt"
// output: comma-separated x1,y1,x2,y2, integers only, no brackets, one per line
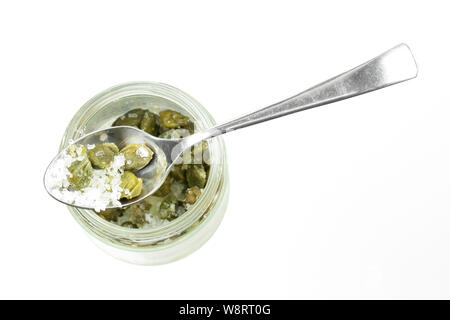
46,146,126,212
137,146,150,158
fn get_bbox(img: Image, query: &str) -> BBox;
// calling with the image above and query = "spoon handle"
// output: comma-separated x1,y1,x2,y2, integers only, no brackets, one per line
182,43,417,149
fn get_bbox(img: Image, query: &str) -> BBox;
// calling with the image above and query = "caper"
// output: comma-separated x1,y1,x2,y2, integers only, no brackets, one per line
153,176,171,197
184,121,195,134
184,186,202,205
160,110,192,129
123,205,146,227
170,165,186,183
158,128,191,140
98,209,121,222
158,129,176,140
140,110,160,136
120,171,143,199
120,144,153,171
67,144,87,158
186,164,207,188
68,157,92,190
159,194,178,220
87,143,119,169
67,144,92,190
112,109,144,127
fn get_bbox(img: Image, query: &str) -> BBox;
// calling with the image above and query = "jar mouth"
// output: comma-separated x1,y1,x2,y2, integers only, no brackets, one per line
62,82,226,246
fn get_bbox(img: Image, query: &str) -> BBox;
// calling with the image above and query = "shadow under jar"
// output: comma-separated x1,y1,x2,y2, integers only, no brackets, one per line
61,82,229,265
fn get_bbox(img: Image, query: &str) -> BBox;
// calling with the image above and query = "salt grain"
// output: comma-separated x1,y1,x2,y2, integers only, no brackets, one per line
137,146,150,158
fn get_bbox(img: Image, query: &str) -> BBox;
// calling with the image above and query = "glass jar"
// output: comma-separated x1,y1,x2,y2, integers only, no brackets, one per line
60,82,229,265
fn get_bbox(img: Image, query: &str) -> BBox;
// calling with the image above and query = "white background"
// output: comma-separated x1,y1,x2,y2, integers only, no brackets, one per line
0,0,449,299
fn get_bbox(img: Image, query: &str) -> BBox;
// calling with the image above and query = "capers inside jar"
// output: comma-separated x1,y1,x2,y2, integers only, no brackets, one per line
97,108,210,229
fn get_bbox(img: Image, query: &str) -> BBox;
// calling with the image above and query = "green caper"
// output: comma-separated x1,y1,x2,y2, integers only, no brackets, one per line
120,144,153,171
120,171,143,199
87,143,119,169
153,176,171,197
158,129,176,139
98,209,121,222
112,109,145,127
159,194,178,220
184,186,202,205
170,165,186,182
158,128,191,140
186,164,207,188
140,110,160,136
68,157,92,190
123,205,146,227
184,121,195,134
159,110,192,129
67,144,92,190
67,144,87,158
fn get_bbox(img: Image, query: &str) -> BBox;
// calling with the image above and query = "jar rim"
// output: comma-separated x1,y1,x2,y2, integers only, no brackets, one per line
61,81,226,247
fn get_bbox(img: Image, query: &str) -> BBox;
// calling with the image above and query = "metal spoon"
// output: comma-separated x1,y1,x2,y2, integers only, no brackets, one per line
44,43,418,210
